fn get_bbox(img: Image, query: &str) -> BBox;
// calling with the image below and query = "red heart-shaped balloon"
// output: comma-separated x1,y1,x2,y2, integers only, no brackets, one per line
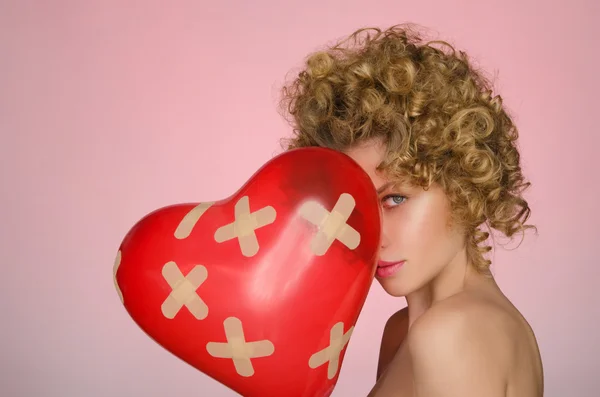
113,147,381,397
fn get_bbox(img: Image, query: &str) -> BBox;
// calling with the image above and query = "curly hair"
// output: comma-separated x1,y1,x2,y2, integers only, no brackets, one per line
278,24,535,273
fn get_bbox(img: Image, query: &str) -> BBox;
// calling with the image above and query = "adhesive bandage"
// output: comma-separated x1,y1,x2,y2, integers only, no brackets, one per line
113,250,123,303
308,322,354,379
161,261,209,320
174,202,215,239
213,196,277,257
298,193,361,256
206,317,275,377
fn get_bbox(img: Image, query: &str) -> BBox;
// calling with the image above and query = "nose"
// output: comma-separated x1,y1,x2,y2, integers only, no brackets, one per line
379,215,390,251
380,232,390,250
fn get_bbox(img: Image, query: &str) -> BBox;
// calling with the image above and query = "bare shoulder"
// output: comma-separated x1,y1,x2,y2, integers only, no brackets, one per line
411,292,522,337
408,293,517,358
406,293,531,396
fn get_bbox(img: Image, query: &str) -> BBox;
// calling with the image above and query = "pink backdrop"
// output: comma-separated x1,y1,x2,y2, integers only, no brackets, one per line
1,1,597,396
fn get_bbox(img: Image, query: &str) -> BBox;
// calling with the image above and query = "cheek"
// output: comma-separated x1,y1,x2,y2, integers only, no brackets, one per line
385,196,454,255
383,207,427,253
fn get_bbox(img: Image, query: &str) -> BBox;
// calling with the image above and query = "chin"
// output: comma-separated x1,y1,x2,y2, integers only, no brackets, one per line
375,277,411,297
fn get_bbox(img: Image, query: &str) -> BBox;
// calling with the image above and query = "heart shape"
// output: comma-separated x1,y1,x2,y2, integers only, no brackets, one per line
113,147,381,397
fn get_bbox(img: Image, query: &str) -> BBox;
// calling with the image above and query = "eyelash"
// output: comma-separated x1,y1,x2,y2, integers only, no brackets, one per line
381,194,407,208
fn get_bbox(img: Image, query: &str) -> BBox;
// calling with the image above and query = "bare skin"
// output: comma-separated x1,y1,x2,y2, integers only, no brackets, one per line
344,139,544,397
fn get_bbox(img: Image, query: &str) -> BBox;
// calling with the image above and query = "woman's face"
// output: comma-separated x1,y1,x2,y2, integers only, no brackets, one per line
344,139,466,297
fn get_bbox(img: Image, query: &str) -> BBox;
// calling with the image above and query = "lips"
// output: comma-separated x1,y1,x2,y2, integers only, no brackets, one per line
377,260,405,268
375,260,405,278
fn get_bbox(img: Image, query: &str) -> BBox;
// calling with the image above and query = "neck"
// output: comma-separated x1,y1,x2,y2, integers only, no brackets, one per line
405,248,472,328
406,285,433,328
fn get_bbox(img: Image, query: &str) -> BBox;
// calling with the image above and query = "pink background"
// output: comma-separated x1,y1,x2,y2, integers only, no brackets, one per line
1,1,597,396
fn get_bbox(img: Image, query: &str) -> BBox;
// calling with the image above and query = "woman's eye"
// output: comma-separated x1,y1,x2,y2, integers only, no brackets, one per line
382,195,406,207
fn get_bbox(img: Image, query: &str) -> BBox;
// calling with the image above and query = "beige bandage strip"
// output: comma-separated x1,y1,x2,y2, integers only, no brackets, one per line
308,322,354,379
299,193,361,256
113,250,124,304
213,196,277,257
206,317,275,377
161,261,209,320
174,202,215,239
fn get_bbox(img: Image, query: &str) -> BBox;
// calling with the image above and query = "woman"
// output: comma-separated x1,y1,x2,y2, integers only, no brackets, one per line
279,25,544,396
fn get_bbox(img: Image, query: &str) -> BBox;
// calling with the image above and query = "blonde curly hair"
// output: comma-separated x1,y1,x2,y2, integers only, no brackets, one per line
279,24,535,273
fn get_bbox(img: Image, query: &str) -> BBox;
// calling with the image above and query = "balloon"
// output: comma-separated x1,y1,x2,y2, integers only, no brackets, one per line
113,147,381,397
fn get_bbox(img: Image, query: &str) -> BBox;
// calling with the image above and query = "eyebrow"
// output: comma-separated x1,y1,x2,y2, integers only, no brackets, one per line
377,179,415,195
376,182,395,194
